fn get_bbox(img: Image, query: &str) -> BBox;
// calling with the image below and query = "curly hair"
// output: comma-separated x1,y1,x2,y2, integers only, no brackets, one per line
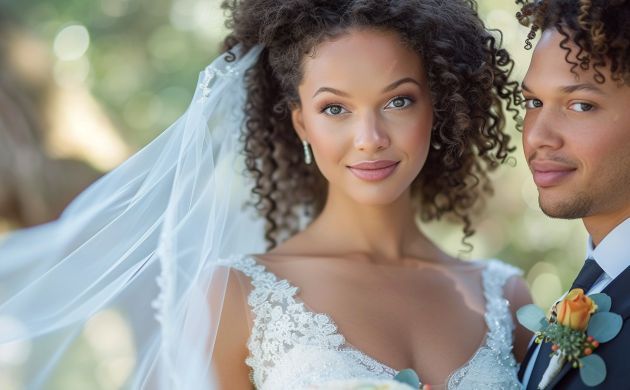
516,0,630,84
221,0,521,249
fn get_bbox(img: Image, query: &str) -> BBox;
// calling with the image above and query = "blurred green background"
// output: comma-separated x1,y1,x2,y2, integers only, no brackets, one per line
0,0,587,388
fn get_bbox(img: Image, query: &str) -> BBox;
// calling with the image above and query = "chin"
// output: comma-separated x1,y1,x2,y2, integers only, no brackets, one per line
348,187,408,206
539,193,592,220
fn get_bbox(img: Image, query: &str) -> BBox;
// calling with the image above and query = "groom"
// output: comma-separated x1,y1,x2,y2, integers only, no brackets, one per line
517,1,630,389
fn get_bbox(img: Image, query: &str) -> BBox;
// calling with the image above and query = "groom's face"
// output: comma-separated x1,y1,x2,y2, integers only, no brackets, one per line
522,29,630,222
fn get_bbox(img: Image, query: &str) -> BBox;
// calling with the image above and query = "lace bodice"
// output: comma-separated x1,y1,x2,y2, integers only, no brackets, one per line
219,255,522,389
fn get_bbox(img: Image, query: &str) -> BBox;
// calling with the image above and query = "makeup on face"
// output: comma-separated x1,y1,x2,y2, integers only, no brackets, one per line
291,28,433,205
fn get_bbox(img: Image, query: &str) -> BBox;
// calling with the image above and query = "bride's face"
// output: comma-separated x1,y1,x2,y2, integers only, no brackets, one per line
291,28,433,206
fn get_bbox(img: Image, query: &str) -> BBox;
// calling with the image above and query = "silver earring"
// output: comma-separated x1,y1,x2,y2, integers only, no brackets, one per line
430,128,441,150
302,140,313,165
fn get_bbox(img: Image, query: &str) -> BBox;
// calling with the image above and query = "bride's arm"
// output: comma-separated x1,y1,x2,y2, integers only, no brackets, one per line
211,268,254,389
504,275,534,363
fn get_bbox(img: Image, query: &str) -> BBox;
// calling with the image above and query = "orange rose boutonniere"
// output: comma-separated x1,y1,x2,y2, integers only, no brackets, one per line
556,289,598,331
517,288,623,388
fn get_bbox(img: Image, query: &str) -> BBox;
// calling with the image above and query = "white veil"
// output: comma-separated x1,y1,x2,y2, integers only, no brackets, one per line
0,45,265,389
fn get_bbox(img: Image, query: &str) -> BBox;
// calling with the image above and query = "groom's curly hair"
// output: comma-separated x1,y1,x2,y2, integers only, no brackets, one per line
516,0,630,84
221,0,521,249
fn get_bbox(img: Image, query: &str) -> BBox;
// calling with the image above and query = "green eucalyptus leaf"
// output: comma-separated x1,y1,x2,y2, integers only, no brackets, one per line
587,312,623,343
579,354,606,387
539,317,550,331
394,369,420,388
589,293,612,313
517,304,547,332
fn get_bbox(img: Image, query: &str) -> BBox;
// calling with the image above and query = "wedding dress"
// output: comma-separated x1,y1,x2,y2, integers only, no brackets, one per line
218,255,523,390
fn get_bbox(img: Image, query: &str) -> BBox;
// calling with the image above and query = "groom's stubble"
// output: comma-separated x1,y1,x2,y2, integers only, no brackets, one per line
539,165,630,220
539,190,591,220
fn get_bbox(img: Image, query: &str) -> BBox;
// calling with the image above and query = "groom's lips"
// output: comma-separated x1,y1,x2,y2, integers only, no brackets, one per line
530,160,577,188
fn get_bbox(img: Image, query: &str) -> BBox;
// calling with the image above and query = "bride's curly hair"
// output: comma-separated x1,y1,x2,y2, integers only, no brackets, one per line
222,0,521,249
516,0,630,84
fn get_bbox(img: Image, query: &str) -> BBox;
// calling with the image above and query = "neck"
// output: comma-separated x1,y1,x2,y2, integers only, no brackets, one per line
305,186,440,263
583,207,630,247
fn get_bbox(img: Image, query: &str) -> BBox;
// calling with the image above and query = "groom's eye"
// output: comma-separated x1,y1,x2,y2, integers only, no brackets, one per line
569,102,594,112
524,99,542,109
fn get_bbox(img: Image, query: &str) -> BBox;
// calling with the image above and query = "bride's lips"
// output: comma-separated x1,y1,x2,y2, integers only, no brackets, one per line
529,160,577,188
347,160,400,182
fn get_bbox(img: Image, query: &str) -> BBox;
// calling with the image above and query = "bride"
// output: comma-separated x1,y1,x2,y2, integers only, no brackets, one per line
0,0,532,389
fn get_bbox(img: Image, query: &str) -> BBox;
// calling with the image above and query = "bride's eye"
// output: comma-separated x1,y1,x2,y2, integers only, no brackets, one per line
322,104,349,116
385,96,414,110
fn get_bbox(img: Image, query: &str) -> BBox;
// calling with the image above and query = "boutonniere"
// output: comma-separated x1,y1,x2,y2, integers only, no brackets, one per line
517,288,623,388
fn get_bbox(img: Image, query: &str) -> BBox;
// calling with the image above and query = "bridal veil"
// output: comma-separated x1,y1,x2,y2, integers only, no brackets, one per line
0,45,264,389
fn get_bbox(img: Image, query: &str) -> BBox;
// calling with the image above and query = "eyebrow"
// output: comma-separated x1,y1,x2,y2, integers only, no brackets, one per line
312,77,422,98
521,82,606,95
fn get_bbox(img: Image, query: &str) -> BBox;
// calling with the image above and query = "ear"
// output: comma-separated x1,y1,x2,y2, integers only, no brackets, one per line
291,103,308,141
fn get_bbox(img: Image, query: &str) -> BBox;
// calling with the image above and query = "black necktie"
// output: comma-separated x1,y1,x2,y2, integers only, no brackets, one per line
569,259,605,291
525,259,604,389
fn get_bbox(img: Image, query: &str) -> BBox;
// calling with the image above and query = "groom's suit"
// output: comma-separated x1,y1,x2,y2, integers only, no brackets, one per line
520,219,630,390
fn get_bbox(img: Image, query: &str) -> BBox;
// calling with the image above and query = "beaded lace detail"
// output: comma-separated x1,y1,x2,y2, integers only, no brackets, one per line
445,260,522,390
219,255,521,390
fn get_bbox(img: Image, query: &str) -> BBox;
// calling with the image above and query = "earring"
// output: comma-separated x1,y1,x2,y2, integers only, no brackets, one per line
302,140,313,165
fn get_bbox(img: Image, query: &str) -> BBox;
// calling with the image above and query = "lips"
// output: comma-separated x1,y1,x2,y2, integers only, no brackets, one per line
529,160,577,188
347,160,399,182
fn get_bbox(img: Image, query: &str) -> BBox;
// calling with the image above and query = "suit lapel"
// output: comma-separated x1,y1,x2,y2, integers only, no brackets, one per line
602,265,630,320
519,342,538,381
538,266,630,389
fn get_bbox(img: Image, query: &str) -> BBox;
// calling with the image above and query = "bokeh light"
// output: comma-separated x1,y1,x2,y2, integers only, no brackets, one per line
83,310,136,389
53,24,90,61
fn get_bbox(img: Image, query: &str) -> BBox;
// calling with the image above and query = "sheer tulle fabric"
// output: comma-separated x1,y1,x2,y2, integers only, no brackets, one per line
0,46,265,389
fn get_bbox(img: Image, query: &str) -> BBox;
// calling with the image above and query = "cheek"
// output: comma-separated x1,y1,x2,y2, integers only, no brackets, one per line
310,132,347,162
302,114,350,164
573,121,626,171
395,114,432,159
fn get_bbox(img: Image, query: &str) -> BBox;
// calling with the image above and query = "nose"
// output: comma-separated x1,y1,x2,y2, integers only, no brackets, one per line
353,112,390,153
523,108,563,156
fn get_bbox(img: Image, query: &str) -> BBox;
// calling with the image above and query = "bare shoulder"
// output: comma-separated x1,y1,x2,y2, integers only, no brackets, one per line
504,274,533,310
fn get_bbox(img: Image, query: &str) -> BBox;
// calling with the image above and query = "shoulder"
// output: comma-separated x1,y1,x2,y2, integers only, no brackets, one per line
213,255,256,311
217,254,272,283
483,258,523,280
481,259,530,302
212,256,256,388
481,259,534,362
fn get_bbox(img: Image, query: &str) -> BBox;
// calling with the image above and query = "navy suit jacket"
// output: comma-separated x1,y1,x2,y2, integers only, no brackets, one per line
520,266,630,389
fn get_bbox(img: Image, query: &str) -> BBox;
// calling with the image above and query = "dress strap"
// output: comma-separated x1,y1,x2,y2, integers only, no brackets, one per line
481,260,523,356
218,254,275,284
216,254,346,388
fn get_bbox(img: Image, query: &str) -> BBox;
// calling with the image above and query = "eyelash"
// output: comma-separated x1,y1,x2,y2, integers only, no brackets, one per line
386,96,415,109
319,95,415,116
523,98,542,109
568,102,595,112
522,99,596,113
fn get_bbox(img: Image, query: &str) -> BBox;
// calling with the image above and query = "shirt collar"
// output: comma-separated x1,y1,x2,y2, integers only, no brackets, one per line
586,217,630,280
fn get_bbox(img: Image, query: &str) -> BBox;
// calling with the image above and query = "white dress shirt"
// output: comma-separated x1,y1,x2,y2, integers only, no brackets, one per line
521,217,630,388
